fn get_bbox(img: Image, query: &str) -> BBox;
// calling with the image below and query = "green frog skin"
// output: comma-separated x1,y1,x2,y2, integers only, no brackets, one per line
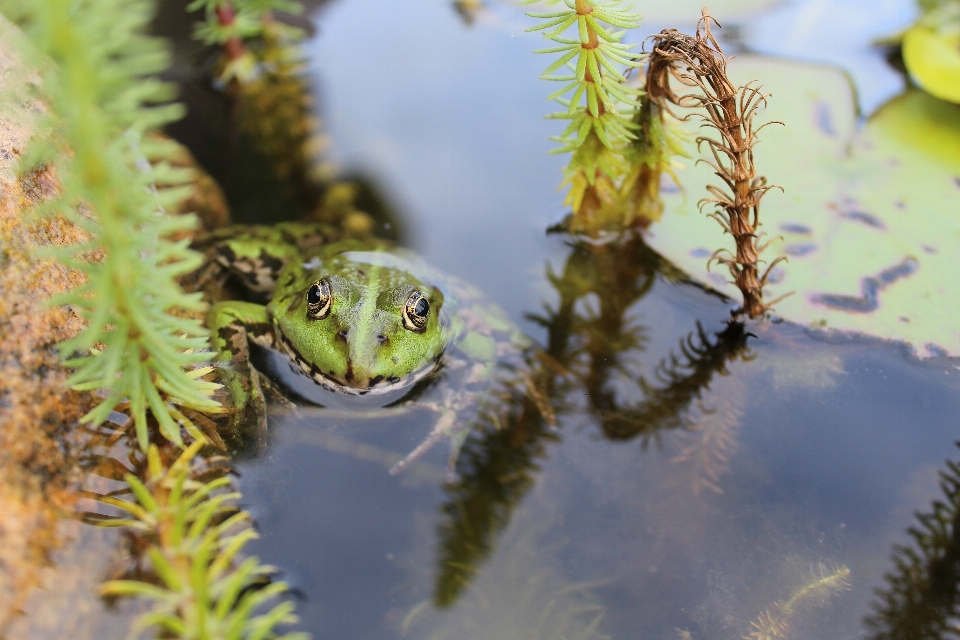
196,223,519,475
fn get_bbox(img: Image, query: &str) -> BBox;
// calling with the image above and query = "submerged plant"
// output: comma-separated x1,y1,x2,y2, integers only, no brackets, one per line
645,10,787,318
10,0,222,449
523,0,646,234
670,374,745,496
87,440,306,639
746,564,851,640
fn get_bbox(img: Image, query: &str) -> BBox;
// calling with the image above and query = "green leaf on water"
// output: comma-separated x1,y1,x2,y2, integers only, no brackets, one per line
647,56,960,357
903,25,960,104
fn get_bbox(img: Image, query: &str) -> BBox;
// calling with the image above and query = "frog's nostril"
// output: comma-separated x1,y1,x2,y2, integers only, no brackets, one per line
377,334,389,346
337,329,348,341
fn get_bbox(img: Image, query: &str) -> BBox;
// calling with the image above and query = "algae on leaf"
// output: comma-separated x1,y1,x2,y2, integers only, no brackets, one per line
647,56,960,357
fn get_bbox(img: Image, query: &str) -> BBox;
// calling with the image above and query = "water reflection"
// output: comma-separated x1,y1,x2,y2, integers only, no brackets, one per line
433,231,752,608
867,443,960,639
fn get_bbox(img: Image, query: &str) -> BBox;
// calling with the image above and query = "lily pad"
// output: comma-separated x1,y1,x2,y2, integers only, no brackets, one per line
903,25,960,104
646,56,960,357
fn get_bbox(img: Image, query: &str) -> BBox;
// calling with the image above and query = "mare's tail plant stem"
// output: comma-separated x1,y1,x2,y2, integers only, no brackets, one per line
17,0,222,449
523,0,645,235
646,9,787,318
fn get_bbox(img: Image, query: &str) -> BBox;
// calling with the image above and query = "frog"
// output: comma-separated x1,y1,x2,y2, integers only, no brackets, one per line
191,222,523,476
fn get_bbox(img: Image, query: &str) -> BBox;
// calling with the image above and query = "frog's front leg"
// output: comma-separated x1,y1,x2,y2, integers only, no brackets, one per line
389,408,462,479
208,301,275,446
388,333,508,480
389,383,484,481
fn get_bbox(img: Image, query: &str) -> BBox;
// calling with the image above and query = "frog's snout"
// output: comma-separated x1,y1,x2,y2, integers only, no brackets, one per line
338,324,401,388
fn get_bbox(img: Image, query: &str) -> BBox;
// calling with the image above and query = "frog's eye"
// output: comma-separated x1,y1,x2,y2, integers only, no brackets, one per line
306,279,332,319
402,291,430,333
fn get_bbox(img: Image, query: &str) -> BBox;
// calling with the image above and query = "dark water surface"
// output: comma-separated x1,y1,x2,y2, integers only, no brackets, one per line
229,1,960,638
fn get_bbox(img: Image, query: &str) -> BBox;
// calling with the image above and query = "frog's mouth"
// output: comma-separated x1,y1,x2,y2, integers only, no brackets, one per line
276,332,440,396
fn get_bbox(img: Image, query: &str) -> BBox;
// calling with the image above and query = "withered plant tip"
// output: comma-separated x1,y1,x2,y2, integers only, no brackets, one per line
645,8,789,318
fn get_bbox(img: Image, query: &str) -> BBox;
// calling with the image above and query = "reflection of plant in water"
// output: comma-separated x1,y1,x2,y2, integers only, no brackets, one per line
413,513,610,640
612,320,751,442
188,0,386,234
83,439,306,639
452,0,486,25
645,10,787,318
191,0,335,204
433,354,561,608
745,564,850,640
670,374,746,496
866,447,960,639
533,234,751,447
531,233,663,384
432,234,663,606
433,232,752,606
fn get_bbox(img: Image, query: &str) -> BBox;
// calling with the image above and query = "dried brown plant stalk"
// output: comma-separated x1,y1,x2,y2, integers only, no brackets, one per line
645,8,786,318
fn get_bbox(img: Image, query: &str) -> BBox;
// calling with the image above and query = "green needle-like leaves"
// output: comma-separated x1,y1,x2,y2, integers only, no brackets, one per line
523,0,646,235
11,0,223,450
94,442,308,640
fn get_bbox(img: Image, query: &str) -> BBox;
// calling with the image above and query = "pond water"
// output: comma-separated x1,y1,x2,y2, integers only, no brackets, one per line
205,0,960,639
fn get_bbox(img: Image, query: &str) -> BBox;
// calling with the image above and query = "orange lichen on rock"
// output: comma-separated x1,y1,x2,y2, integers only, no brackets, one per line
0,163,94,628
0,17,97,627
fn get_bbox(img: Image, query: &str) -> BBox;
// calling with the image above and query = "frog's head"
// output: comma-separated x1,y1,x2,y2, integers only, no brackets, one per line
273,252,446,395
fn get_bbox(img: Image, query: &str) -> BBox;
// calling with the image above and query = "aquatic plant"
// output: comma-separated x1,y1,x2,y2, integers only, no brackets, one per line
7,0,222,449
670,374,745,496
645,10,787,318
866,446,960,639
86,440,307,639
190,0,338,216
745,564,850,640
523,0,646,235
618,84,690,227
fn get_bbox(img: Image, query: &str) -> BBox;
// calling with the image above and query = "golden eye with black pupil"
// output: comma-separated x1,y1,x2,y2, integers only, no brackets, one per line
402,291,430,332
306,279,332,319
